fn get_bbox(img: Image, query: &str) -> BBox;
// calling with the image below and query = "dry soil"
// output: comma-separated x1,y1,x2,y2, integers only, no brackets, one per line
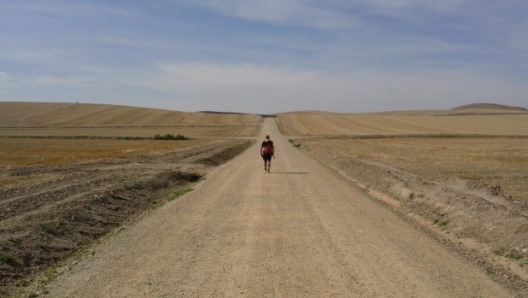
34,118,521,297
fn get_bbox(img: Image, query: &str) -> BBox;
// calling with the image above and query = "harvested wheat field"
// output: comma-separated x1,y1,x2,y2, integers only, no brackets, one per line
2,102,528,297
277,109,528,136
0,102,262,138
284,105,528,296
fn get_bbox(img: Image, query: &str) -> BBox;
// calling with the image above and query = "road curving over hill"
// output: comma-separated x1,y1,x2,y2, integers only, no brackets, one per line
43,118,516,297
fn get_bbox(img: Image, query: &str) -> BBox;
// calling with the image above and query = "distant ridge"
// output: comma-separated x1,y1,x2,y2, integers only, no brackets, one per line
453,103,527,111
198,111,251,115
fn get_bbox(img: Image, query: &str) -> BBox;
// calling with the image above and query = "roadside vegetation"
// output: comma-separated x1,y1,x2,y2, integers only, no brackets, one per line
154,133,187,140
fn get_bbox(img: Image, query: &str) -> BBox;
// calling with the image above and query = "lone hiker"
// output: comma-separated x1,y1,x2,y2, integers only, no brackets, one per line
261,135,274,173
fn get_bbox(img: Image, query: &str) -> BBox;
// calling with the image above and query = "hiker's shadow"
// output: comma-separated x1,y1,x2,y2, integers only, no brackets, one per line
271,172,310,175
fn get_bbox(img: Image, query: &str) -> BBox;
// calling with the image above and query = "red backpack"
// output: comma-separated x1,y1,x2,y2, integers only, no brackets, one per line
262,141,274,155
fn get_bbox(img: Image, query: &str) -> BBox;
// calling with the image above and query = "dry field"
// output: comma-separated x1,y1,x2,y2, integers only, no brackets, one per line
0,102,259,296
0,126,259,138
278,110,528,136
283,107,528,291
0,102,262,138
0,102,262,127
2,102,528,296
0,138,223,189
279,108,528,202
298,137,528,203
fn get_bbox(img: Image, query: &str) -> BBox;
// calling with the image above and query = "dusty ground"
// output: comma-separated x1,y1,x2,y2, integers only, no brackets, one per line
12,118,522,297
0,139,253,297
292,138,528,293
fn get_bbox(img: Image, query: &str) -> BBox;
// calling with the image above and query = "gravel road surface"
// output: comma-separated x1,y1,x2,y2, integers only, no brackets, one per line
44,118,514,297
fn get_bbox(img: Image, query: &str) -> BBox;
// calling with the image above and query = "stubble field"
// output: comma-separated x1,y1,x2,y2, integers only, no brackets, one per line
0,102,259,296
278,109,528,203
0,138,224,189
279,107,528,290
298,137,528,203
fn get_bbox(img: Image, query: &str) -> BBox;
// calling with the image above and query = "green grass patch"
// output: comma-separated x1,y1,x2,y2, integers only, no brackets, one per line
168,186,194,201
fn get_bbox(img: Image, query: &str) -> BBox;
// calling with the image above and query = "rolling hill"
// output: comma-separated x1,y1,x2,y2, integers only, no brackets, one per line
0,102,262,127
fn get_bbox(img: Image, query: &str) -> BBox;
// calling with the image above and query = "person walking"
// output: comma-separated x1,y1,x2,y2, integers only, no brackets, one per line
261,135,274,173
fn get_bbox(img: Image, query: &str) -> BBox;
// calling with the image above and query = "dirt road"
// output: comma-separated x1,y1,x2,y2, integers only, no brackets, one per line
44,118,514,297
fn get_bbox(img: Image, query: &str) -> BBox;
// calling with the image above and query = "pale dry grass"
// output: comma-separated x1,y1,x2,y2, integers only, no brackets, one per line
278,112,528,136
301,138,528,202
0,138,222,188
0,138,220,170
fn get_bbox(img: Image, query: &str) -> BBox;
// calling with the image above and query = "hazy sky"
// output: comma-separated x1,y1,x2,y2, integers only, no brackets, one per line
1,0,527,114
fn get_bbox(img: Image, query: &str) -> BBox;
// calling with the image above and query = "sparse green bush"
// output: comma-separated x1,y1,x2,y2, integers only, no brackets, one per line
439,221,449,227
493,249,505,256
42,225,56,234
288,139,301,148
153,133,187,140
433,219,449,227
169,186,193,201
507,252,522,260
0,253,14,264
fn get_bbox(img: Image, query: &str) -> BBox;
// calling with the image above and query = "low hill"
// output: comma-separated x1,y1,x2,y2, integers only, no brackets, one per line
440,103,528,116
453,103,527,111
0,102,262,127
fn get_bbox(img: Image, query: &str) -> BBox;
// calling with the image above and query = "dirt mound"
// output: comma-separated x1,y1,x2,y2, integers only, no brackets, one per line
0,139,254,297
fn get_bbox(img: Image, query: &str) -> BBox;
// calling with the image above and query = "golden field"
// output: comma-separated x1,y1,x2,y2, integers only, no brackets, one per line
280,108,528,203
0,102,262,190
297,137,528,202
3,102,527,202
0,102,262,127
0,138,222,169
0,126,259,138
278,110,528,136
0,102,262,137
0,138,223,188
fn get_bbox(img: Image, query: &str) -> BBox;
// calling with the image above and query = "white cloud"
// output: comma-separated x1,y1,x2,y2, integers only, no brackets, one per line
191,0,356,29
33,75,93,87
159,63,315,91
2,62,526,113
152,62,527,113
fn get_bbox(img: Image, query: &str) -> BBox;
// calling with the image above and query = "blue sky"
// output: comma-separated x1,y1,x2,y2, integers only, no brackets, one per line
1,0,527,114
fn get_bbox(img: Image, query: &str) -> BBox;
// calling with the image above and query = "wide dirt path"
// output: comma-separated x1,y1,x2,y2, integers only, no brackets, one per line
45,118,513,297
